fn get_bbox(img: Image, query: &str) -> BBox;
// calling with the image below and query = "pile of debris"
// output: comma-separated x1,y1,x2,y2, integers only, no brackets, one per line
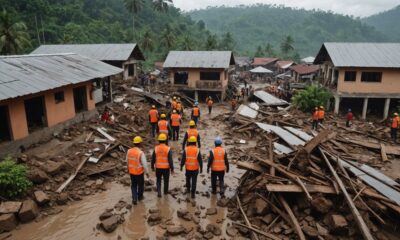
223,91,400,239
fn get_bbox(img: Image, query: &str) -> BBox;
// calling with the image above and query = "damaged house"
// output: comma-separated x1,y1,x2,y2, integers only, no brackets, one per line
315,43,400,119
31,43,144,80
0,53,122,153
163,51,235,100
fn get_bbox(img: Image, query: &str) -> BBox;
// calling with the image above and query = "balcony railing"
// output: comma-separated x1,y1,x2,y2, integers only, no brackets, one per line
195,80,223,89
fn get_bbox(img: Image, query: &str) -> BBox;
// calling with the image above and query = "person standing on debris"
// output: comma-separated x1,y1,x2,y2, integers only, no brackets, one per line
170,110,182,141
182,120,201,150
312,107,319,130
231,98,237,111
172,96,177,110
157,114,171,142
176,98,183,116
241,88,245,99
180,136,203,199
318,106,325,124
127,136,149,204
207,96,214,114
390,113,400,143
191,102,200,125
346,109,353,127
207,137,229,197
149,105,159,137
151,134,174,197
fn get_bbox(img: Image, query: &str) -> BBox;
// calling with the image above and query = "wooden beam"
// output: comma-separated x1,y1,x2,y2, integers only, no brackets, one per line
304,129,330,153
233,222,281,240
277,194,306,240
236,195,260,240
380,143,389,161
319,148,374,240
266,184,337,194
236,161,264,173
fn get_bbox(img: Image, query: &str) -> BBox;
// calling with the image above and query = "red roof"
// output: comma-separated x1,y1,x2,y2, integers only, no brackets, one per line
276,60,294,69
290,64,320,75
252,57,279,66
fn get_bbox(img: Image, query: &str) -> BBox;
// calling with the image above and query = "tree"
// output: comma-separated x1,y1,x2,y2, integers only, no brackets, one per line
160,24,175,50
197,20,205,30
152,0,173,12
292,85,332,112
181,34,194,50
280,35,294,55
254,45,264,57
0,9,30,55
141,28,154,51
264,43,276,57
204,33,218,50
220,32,235,51
124,0,144,40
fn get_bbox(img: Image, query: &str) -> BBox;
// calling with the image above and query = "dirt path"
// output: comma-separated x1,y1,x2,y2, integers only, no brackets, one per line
11,104,254,239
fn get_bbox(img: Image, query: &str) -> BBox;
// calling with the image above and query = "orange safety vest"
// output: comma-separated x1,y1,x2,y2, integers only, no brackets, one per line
171,113,181,127
392,116,399,128
185,146,199,171
318,110,325,120
192,107,200,117
172,100,177,109
187,128,198,138
149,109,158,123
127,147,144,175
211,147,225,171
177,102,182,111
155,144,170,169
158,120,168,134
207,100,213,107
312,111,319,120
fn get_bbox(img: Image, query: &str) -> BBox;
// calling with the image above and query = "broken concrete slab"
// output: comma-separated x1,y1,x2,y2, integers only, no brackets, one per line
34,191,50,206
0,213,18,232
18,199,39,223
166,226,185,236
101,215,120,233
28,168,49,184
0,201,22,214
43,161,65,176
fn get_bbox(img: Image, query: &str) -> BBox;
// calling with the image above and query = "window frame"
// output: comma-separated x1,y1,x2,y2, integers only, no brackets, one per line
361,72,382,83
344,71,357,82
200,71,220,81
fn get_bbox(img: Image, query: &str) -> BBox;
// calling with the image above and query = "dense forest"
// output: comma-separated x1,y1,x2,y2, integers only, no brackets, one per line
363,5,400,42
189,4,397,57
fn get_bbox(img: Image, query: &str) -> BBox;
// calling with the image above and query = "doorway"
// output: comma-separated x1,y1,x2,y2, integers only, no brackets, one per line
0,105,11,141
73,86,88,113
24,96,47,133
174,71,188,85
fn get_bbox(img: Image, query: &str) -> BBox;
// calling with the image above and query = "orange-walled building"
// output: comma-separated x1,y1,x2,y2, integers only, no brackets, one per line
0,54,122,144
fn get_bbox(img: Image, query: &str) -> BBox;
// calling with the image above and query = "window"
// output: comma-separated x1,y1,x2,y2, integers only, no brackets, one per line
344,71,356,81
54,91,65,103
361,72,382,82
128,64,134,76
200,71,220,81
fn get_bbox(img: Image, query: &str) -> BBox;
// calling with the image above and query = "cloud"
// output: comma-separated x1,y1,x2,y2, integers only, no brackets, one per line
173,0,399,17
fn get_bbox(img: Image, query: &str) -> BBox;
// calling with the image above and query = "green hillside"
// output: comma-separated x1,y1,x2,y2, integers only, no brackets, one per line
189,4,390,57
363,5,400,41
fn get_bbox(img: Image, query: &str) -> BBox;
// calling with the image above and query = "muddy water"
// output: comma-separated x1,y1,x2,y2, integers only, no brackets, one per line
11,104,256,240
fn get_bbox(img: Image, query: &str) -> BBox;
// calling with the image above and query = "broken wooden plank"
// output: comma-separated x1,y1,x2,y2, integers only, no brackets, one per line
86,166,116,176
233,222,281,240
236,161,264,173
236,195,260,240
96,127,116,142
380,143,389,162
304,129,330,153
85,131,93,142
266,184,337,194
342,139,400,155
319,148,374,240
277,194,306,240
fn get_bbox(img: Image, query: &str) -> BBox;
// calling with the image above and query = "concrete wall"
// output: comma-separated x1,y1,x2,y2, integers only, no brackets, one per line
45,86,75,127
337,68,400,94
7,98,29,140
170,68,228,89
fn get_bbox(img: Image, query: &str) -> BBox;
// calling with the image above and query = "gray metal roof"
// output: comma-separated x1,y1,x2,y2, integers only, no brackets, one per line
31,43,145,61
0,54,122,101
163,51,235,69
314,43,400,68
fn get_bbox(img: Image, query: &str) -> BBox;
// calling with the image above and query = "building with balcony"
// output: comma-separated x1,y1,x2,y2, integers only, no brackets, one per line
163,51,235,101
31,43,144,80
314,42,400,120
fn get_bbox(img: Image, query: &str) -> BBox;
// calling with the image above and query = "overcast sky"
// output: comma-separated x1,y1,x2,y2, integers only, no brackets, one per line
173,0,399,17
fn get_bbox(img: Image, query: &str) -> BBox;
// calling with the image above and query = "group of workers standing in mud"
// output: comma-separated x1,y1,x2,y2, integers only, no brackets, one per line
125,96,228,204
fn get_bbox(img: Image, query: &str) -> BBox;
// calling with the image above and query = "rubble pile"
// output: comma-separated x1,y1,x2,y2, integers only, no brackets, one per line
223,97,400,240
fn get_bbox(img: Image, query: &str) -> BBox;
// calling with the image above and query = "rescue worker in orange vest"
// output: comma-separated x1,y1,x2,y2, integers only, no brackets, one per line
172,96,177,110
176,99,183,115
207,96,214,114
318,106,325,124
191,102,200,125
127,136,149,204
157,114,171,142
390,113,399,143
151,134,174,197
207,137,229,197
180,136,203,199
170,109,182,141
149,105,159,137
182,120,201,150
312,107,319,130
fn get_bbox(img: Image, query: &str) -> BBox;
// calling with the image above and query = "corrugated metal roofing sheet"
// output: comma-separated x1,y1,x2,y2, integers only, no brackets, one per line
163,51,235,69
250,66,273,73
252,57,279,66
316,43,400,68
253,90,288,106
31,43,143,61
0,54,122,101
290,64,320,75
255,122,306,146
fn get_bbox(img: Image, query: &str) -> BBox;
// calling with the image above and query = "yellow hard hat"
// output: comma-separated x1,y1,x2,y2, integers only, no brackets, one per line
173,110,177,113
189,120,196,127
173,96,177,100
320,106,324,109
188,136,197,143
394,113,398,116
160,113,166,118
158,133,167,141
151,105,156,108
133,136,142,144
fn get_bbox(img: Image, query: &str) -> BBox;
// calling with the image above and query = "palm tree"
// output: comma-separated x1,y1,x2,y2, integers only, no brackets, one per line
152,0,173,12
220,32,235,51
141,28,154,51
264,43,276,57
181,35,194,51
254,45,264,57
280,35,294,55
0,9,31,55
205,33,218,50
124,0,144,39
160,24,175,50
